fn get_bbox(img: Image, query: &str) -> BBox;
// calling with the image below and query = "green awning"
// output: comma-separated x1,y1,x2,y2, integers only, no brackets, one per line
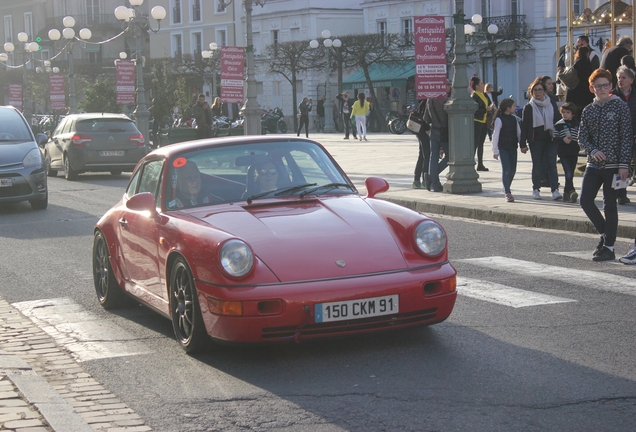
343,61,415,89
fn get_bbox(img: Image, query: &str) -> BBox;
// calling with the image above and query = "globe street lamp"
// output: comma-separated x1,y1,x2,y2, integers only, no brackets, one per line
310,30,341,133
219,0,267,135
443,1,482,194
3,33,40,125
114,0,166,144
464,14,499,86
48,17,92,114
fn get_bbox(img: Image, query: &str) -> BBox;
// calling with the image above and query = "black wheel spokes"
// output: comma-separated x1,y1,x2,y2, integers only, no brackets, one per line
95,240,108,297
173,266,195,341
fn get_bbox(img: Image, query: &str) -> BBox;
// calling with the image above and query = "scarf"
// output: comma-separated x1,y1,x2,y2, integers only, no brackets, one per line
529,96,554,133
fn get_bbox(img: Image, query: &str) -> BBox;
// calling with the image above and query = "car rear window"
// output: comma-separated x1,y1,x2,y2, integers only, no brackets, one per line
76,118,138,133
0,108,33,141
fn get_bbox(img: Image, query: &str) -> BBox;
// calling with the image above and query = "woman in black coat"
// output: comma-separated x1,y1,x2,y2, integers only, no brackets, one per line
565,46,595,110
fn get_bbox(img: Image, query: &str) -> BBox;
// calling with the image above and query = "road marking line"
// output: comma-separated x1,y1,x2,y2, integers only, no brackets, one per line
551,250,636,267
457,277,576,308
458,256,636,296
12,298,152,362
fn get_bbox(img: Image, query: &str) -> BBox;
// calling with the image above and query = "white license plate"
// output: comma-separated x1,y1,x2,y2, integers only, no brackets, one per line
0,178,12,187
314,294,399,323
99,151,124,156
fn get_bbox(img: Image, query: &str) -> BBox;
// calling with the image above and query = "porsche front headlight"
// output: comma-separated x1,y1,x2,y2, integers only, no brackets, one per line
219,239,254,277
413,220,446,256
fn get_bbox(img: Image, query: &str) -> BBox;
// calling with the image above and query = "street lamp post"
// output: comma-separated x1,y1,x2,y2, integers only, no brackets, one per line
219,0,266,135
443,1,482,194
201,42,219,99
310,30,341,133
48,17,92,114
464,14,499,87
3,33,40,125
114,0,166,144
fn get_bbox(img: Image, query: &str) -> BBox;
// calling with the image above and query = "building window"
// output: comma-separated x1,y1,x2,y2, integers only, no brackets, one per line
481,0,491,17
192,0,201,22
377,21,387,46
272,29,279,54
573,0,581,16
173,0,181,24
193,32,202,58
173,34,182,58
24,12,33,39
216,29,226,47
4,15,13,43
217,0,227,13
85,0,100,17
402,18,413,47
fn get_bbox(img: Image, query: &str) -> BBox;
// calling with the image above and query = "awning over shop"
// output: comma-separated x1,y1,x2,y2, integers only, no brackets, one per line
343,61,416,89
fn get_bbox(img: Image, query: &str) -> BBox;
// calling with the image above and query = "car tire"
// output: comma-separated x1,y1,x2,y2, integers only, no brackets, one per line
110,170,122,176
30,191,48,210
45,153,57,177
93,231,126,309
170,257,209,354
64,155,78,181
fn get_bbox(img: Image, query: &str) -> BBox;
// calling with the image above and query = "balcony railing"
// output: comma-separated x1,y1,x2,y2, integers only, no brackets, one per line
44,15,122,32
480,15,528,38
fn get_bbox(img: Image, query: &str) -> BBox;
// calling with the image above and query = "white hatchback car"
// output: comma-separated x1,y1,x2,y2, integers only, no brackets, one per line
0,106,48,210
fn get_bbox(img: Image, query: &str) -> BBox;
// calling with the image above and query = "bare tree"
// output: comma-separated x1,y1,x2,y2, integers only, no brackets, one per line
338,33,406,131
263,40,321,131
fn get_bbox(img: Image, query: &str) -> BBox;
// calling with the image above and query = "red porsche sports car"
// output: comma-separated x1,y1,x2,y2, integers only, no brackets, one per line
93,136,456,353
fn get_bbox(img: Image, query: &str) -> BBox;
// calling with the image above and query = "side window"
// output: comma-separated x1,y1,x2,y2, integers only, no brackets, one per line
62,119,74,134
52,119,66,137
125,170,141,199
137,160,164,199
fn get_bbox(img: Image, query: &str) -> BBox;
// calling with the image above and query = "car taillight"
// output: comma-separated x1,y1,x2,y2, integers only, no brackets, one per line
130,134,145,146
71,134,92,147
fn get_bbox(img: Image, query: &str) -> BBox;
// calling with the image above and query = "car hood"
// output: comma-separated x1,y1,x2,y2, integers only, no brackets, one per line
197,196,407,282
0,141,36,168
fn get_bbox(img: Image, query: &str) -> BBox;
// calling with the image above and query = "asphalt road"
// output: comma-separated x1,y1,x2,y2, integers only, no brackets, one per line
1,169,635,431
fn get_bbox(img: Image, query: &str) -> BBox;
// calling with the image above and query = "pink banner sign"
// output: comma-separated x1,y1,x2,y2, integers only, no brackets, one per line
49,74,66,111
9,84,23,110
116,60,136,105
220,46,245,103
414,16,448,99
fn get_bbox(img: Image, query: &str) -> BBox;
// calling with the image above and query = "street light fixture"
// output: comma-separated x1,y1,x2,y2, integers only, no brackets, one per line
114,0,166,144
310,30,341,133
443,0,482,194
201,42,219,99
48,16,92,114
3,34,40,125
218,0,267,135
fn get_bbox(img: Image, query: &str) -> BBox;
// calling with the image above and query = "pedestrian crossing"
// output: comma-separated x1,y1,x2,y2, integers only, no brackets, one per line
456,277,576,308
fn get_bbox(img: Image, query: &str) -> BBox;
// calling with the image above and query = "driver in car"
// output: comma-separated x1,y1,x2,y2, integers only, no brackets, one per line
169,161,218,209
253,161,279,193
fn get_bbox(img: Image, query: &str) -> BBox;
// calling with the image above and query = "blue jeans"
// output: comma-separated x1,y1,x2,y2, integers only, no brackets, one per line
498,148,517,194
529,139,559,191
560,155,578,192
429,129,449,189
580,167,619,247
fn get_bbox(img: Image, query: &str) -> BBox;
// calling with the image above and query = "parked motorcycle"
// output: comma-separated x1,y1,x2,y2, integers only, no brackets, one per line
261,108,287,134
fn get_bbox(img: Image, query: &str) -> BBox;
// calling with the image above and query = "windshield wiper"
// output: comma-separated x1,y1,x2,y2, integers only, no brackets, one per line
245,183,317,204
299,183,354,198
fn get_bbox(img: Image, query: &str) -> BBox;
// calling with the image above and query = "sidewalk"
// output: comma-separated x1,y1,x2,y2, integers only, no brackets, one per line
313,131,636,240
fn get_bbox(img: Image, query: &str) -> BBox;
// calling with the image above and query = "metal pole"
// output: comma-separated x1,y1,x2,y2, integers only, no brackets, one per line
443,0,482,194
241,0,263,135
68,43,77,114
22,49,32,125
323,48,335,133
133,22,150,143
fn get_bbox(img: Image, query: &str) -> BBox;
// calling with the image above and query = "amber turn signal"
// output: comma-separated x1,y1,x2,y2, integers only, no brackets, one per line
207,297,243,316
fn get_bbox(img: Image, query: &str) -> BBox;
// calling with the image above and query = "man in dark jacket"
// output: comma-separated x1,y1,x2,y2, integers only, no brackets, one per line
423,81,452,191
192,94,212,138
576,35,600,70
601,36,633,87
336,92,356,139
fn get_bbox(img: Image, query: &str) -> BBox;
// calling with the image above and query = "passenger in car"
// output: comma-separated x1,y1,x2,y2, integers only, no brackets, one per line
169,161,219,209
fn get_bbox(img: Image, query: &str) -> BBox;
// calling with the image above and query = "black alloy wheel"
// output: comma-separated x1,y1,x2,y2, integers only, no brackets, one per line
93,231,125,309
170,258,208,354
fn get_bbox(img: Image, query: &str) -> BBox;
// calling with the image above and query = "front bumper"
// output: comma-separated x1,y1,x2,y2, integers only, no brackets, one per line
0,168,47,204
196,263,457,343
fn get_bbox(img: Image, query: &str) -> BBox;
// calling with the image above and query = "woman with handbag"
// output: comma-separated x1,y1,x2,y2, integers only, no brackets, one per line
411,99,431,189
565,46,594,110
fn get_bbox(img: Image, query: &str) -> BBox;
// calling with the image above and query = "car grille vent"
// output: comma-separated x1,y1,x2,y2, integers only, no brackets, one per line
261,308,439,340
0,183,32,198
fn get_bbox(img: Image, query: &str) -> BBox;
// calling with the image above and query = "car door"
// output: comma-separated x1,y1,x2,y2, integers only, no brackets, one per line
118,159,165,301
47,118,67,168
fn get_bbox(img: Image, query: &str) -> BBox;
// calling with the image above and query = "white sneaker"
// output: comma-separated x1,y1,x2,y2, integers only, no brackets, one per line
619,246,636,264
532,190,540,199
552,190,563,200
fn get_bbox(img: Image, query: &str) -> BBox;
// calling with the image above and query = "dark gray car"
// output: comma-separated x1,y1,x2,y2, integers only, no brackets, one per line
0,106,48,210
44,113,146,180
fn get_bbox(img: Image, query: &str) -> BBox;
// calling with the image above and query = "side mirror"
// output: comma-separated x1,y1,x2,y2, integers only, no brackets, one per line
36,133,48,147
364,176,389,198
126,192,158,215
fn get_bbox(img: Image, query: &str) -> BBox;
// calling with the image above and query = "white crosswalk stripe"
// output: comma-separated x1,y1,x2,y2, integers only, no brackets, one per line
12,298,152,362
458,256,636,297
456,277,576,308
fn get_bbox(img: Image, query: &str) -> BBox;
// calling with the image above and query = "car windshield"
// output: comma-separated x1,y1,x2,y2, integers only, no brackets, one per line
0,109,33,142
76,118,138,133
165,140,355,210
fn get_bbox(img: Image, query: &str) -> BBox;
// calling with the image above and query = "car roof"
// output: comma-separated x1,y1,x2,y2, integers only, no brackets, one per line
65,113,133,121
147,136,323,159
